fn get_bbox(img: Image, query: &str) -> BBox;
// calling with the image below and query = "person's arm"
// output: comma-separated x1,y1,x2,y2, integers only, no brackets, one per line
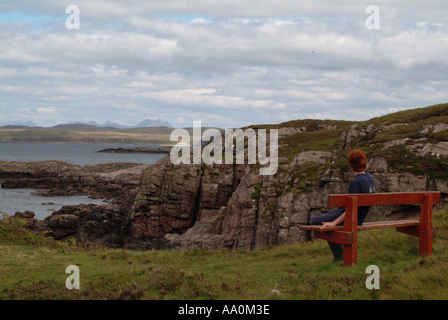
322,211,345,227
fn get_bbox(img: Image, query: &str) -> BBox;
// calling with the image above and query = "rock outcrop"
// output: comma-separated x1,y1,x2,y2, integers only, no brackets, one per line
9,211,47,234
0,161,146,204
97,146,172,154
43,203,130,248
10,204,127,247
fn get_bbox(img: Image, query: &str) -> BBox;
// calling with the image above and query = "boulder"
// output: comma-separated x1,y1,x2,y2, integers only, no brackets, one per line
277,127,306,138
290,151,332,167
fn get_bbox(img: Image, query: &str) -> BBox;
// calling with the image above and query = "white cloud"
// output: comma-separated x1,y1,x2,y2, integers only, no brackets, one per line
0,1,447,128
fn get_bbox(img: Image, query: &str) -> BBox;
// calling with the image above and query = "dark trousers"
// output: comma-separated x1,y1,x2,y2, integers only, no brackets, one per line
309,208,345,262
309,208,345,226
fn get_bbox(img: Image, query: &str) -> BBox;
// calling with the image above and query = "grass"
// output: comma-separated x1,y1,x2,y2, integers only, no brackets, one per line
278,125,350,162
1,206,448,300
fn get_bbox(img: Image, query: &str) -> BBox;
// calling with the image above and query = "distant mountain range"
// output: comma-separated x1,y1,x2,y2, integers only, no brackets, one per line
67,119,173,129
0,121,39,127
0,119,173,129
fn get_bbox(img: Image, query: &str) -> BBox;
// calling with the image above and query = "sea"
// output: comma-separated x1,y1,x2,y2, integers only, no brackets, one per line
0,143,168,220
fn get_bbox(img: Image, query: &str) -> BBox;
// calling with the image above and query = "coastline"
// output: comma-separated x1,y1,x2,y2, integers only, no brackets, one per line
96,146,173,154
0,141,175,146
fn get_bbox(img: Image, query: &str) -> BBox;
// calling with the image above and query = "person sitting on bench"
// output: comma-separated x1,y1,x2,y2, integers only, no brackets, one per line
308,149,376,262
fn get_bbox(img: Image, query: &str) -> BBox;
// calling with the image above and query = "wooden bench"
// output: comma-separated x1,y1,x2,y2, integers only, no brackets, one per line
299,192,441,266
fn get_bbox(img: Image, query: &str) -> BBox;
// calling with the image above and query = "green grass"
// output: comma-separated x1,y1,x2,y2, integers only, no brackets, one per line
278,126,349,162
1,206,448,300
361,103,448,128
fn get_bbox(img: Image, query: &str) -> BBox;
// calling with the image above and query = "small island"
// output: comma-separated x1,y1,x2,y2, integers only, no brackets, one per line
96,146,173,154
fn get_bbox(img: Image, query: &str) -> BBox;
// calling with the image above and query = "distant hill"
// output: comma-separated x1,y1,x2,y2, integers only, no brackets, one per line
66,119,173,129
0,119,173,129
0,121,38,127
134,119,173,128
101,120,129,129
68,121,101,126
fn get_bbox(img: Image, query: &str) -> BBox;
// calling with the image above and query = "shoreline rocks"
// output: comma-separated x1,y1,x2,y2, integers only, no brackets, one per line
96,146,173,154
0,160,149,204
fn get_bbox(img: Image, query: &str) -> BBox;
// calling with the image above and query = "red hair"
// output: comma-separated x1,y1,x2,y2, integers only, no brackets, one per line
348,149,367,172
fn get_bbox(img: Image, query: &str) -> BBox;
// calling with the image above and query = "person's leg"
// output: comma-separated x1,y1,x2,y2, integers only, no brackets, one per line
327,241,343,262
309,208,344,263
309,208,345,226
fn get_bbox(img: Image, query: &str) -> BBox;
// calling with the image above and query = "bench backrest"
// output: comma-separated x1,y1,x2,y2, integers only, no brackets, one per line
328,192,441,207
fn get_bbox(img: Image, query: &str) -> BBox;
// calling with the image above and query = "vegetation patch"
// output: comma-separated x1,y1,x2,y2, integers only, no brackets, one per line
262,199,278,219
250,183,262,200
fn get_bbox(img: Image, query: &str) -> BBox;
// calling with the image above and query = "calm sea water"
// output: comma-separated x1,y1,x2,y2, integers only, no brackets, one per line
0,143,168,220
0,189,109,221
0,143,168,166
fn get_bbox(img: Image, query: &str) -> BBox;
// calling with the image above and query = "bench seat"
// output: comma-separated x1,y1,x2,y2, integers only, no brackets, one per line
300,219,420,232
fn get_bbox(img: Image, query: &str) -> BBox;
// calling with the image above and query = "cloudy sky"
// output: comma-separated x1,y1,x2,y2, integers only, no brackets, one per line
1,0,447,128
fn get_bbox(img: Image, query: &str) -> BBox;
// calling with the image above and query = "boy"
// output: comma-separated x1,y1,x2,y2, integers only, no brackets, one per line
309,149,376,262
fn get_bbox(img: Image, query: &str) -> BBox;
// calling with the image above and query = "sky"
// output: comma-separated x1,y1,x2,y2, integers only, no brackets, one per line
0,0,447,128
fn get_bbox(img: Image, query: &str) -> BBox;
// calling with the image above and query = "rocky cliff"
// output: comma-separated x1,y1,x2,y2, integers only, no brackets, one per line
3,103,448,250
124,103,448,250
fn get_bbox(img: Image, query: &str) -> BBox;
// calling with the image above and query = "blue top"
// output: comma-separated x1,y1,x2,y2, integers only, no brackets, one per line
342,172,376,225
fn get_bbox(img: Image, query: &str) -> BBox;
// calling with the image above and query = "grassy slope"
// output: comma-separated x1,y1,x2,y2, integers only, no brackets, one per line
1,206,447,300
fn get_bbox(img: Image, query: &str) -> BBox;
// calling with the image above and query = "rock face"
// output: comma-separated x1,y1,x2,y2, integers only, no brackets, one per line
43,203,131,248
7,186,138,248
130,157,204,240
278,127,306,138
420,123,448,134
290,151,332,166
9,211,47,233
125,156,239,249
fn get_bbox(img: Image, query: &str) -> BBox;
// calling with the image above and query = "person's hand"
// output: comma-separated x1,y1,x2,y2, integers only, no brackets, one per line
322,222,335,227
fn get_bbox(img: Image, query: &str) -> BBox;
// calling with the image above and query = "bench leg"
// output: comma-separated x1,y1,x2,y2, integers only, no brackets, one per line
343,244,356,266
419,194,433,256
343,196,358,266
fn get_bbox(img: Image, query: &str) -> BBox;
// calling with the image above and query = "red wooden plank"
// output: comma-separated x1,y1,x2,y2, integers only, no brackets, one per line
312,231,353,245
397,226,436,238
299,220,420,232
396,225,420,237
343,196,358,267
359,220,420,230
299,225,344,232
328,192,441,207
419,193,433,256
